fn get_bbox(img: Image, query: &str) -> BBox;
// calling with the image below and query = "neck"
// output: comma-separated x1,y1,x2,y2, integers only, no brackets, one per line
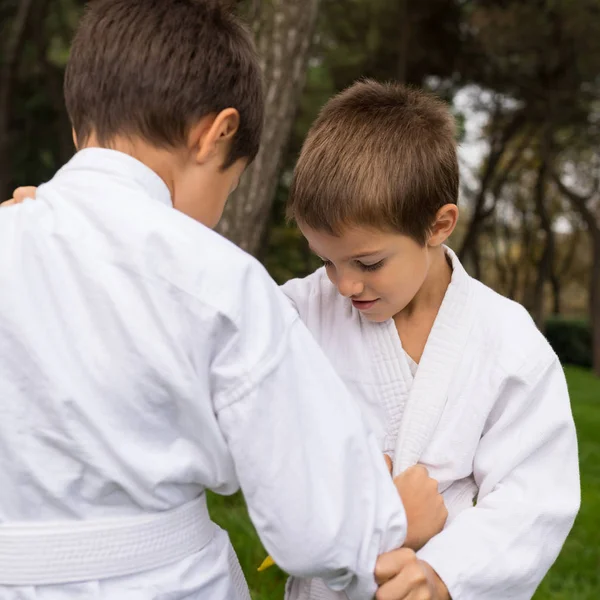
396,245,452,322
79,134,180,199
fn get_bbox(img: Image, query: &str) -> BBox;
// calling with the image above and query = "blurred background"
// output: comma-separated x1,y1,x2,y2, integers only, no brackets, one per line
1,0,599,598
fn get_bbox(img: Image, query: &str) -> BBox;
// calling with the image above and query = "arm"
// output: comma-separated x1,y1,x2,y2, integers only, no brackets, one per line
211,269,407,600
416,350,580,600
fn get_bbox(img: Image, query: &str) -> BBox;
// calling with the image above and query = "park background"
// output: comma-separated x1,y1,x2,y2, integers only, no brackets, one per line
1,0,599,598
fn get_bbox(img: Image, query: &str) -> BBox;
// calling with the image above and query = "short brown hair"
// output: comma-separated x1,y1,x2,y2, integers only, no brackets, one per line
65,0,264,167
288,80,458,244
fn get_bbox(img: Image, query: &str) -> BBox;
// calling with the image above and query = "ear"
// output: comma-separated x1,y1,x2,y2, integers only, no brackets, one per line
428,204,459,247
189,108,240,165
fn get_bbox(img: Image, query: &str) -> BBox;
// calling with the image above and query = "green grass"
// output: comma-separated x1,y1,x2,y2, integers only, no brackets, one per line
207,493,287,599
207,366,600,600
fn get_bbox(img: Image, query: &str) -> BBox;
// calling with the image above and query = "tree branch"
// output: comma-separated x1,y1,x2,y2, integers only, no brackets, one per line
552,171,599,233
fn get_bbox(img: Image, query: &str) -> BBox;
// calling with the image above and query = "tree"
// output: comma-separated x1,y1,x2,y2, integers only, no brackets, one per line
458,105,531,278
216,0,321,255
0,0,84,201
0,0,39,200
553,162,600,377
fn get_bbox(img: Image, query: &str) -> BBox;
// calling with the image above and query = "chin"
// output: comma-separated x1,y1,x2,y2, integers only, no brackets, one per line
362,311,391,324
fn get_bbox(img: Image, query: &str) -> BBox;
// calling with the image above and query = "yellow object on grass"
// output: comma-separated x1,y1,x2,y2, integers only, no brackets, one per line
257,554,275,571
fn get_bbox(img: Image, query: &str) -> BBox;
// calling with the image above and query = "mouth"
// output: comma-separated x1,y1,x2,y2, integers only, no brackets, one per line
351,298,379,311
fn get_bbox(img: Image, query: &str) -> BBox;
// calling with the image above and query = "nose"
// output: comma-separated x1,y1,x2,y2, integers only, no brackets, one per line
336,271,365,298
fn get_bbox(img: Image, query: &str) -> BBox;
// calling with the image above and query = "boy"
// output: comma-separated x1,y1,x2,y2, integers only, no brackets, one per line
0,4,448,599
281,81,580,600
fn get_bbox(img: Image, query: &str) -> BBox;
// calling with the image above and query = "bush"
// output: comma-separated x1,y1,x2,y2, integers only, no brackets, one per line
545,317,592,368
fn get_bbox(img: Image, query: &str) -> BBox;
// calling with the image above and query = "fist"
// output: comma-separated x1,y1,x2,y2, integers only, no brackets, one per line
3,186,37,206
394,465,447,551
375,548,449,600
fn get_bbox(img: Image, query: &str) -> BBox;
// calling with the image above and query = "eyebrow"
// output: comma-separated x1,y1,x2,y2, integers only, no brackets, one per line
308,246,383,261
348,251,382,260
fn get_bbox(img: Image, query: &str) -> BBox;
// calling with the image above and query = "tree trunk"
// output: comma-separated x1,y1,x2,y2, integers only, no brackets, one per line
558,228,581,281
216,0,320,255
532,158,553,327
510,205,531,302
467,242,482,281
491,221,509,295
521,217,538,312
0,0,37,201
549,272,561,316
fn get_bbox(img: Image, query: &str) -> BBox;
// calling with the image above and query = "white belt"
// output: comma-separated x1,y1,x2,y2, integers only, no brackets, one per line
0,495,215,586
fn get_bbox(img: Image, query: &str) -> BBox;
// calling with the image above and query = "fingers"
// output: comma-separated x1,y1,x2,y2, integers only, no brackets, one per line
3,187,37,207
392,463,446,551
376,556,430,600
13,186,37,203
394,464,436,491
374,548,416,585
408,464,429,477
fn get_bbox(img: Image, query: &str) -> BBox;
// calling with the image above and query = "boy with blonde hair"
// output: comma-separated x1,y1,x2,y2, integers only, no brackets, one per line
281,80,580,600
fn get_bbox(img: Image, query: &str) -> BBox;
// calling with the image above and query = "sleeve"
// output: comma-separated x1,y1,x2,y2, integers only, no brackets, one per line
417,351,580,600
211,268,407,600
280,275,309,314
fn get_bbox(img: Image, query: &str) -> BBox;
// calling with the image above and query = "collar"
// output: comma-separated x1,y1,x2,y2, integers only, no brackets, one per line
57,148,173,208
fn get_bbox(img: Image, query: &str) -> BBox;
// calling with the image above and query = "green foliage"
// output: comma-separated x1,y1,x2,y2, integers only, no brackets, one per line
545,318,592,369
261,178,322,284
208,367,600,600
2,0,84,197
262,221,322,284
317,0,466,90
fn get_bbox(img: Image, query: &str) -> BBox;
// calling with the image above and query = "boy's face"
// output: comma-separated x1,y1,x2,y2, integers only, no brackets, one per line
299,224,432,323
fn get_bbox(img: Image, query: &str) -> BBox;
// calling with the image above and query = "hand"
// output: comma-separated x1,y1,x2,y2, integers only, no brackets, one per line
3,186,37,206
375,548,450,600
393,465,447,551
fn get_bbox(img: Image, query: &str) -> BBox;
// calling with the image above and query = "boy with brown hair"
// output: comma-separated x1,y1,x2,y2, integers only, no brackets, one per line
282,80,580,600
0,4,448,599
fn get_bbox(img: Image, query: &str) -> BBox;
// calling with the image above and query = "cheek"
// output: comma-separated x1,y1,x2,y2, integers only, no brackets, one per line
371,265,422,301
324,265,337,285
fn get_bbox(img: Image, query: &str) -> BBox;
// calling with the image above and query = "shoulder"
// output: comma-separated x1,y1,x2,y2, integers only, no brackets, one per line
471,278,556,374
184,225,294,324
101,202,297,331
280,267,345,319
446,248,556,376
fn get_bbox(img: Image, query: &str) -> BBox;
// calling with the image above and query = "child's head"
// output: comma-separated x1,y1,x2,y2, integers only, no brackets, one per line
288,80,459,322
65,0,264,226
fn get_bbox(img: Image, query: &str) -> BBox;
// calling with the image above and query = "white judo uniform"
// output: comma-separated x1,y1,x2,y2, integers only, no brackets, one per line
0,148,408,599
281,249,580,600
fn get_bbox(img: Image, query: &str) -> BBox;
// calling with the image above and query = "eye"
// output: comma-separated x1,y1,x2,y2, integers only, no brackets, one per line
358,260,384,272
321,259,333,268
